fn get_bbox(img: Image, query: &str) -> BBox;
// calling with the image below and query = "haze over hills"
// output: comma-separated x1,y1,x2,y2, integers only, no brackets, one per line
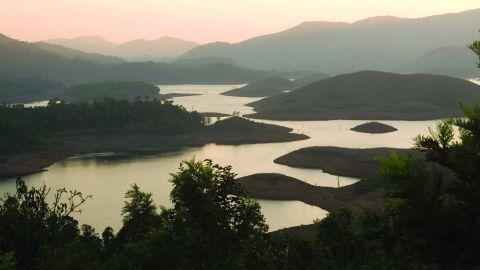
0,33,267,87
34,42,124,65
395,46,478,78
45,36,199,61
293,72,331,87
247,70,480,120
181,9,480,75
0,34,122,65
171,56,238,68
45,36,117,55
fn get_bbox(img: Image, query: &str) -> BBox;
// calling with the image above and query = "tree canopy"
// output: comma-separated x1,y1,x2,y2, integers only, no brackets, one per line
0,98,204,153
65,81,161,102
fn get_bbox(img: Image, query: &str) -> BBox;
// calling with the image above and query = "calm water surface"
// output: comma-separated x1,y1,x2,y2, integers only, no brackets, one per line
1,84,442,232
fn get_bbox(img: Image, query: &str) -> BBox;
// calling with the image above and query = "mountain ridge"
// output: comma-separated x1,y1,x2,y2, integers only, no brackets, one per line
45,35,199,60
181,8,480,75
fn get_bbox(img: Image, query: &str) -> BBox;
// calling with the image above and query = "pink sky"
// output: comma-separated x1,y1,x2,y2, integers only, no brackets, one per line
1,0,479,44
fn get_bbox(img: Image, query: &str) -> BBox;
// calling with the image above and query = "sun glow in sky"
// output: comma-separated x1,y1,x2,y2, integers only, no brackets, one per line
1,0,479,44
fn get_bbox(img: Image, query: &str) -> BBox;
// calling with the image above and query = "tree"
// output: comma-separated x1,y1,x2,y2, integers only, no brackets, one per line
126,160,270,269
0,178,94,269
314,209,358,269
115,184,160,245
469,36,480,68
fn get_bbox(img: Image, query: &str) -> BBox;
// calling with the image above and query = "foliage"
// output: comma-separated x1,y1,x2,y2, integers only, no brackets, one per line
308,101,480,269
65,81,160,102
0,76,62,103
115,160,270,269
469,39,480,68
0,98,204,153
0,178,98,269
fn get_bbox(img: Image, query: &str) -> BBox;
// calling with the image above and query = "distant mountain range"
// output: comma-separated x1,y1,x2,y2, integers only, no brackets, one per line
36,9,480,78
0,33,122,65
45,36,199,61
0,33,267,89
180,9,480,77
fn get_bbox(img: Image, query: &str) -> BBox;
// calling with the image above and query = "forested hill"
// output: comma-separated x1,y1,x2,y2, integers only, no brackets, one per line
0,34,267,85
247,71,480,120
0,76,64,103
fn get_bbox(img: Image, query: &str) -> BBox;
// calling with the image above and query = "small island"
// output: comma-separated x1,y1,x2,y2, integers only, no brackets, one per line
274,146,422,179
351,122,398,133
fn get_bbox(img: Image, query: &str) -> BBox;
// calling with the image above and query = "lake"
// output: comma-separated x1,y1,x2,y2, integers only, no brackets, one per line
1,84,439,232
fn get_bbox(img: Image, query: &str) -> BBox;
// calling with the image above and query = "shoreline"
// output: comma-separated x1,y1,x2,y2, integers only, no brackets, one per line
238,173,385,216
274,147,423,179
244,107,463,121
239,173,387,240
0,128,308,180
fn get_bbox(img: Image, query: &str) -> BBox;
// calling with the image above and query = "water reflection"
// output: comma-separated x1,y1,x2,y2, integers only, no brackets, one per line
0,84,445,232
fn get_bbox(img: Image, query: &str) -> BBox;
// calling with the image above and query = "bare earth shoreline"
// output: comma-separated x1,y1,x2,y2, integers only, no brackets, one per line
0,125,308,179
274,146,423,179
238,173,386,239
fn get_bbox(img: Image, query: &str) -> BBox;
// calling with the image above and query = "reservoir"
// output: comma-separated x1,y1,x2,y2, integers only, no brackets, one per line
0,84,437,232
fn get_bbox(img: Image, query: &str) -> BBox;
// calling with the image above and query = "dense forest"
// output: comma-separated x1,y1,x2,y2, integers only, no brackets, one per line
0,100,479,269
0,76,63,103
0,99,204,153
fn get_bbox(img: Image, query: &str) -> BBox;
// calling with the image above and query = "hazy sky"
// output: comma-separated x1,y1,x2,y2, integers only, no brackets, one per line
1,0,479,44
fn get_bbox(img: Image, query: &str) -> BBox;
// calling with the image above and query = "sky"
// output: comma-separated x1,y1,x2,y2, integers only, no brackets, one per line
1,0,479,44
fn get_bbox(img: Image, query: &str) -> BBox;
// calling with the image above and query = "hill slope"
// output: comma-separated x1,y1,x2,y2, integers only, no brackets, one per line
181,9,480,74
0,76,63,103
171,56,237,68
247,71,480,120
45,36,117,55
115,37,199,60
0,33,267,85
34,42,123,64
221,76,295,97
293,72,331,87
395,46,478,78
46,36,199,60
